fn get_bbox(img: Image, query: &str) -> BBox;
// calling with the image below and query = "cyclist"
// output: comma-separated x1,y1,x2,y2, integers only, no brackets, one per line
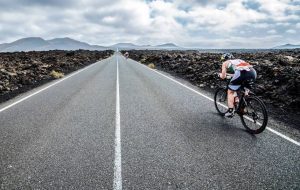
124,52,129,59
219,53,257,117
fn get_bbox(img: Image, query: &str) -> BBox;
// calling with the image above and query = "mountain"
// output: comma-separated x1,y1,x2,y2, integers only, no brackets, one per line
110,43,141,50
0,37,108,52
46,37,93,50
111,43,138,48
0,37,183,52
0,43,9,50
155,43,179,48
1,37,50,52
110,42,183,50
273,44,300,49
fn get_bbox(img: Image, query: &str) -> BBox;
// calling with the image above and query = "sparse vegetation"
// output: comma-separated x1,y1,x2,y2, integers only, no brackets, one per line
148,63,155,69
50,70,64,79
0,50,113,103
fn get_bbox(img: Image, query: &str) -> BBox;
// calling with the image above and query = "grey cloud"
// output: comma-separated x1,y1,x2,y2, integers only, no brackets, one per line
0,0,299,47
0,0,76,9
84,10,149,35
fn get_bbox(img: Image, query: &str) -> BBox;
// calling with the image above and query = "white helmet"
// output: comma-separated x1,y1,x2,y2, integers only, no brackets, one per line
221,53,234,61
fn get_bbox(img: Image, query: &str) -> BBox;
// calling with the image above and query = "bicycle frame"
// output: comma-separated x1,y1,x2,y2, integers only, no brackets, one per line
222,78,253,115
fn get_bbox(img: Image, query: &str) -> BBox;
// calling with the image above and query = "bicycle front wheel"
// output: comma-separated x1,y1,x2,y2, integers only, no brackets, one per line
240,96,268,134
214,88,228,116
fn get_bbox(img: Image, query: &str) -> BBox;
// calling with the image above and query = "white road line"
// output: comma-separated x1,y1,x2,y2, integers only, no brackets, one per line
132,59,300,147
0,60,104,113
266,127,300,146
113,55,122,190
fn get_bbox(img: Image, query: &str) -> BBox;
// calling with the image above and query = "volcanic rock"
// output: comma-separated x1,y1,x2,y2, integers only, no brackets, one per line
0,50,113,102
125,49,300,115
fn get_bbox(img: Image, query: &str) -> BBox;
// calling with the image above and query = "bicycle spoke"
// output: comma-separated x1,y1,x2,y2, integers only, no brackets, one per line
240,97,268,134
214,88,228,116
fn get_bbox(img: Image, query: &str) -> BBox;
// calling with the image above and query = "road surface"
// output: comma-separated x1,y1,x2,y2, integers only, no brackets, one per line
0,53,299,189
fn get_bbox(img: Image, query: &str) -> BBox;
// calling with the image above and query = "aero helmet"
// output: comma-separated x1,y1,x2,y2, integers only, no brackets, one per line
221,53,234,61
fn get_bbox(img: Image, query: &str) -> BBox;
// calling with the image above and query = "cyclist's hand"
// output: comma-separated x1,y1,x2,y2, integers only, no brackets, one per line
218,73,225,79
226,74,233,79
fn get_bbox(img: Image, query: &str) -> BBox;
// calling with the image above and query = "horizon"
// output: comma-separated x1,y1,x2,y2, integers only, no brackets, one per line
0,0,299,48
0,36,180,47
1,36,299,50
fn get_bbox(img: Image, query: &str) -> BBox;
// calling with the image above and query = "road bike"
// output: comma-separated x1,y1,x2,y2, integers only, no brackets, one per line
124,52,129,59
214,75,268,134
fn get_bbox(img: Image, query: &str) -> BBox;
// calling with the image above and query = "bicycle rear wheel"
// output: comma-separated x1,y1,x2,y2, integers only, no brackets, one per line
240,96,268,134
214,88,228,116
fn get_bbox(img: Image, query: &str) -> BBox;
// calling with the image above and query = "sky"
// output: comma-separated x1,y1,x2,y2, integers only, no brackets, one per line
0,0,299,48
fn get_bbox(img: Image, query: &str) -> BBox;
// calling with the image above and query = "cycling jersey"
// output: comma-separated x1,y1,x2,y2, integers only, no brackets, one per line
227,59,252,72
227,59,256,91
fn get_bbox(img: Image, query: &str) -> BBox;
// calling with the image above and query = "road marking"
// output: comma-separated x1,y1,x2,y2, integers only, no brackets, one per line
131,58,300,147
113,55,122,190
0,59,106,113
266,127,300,146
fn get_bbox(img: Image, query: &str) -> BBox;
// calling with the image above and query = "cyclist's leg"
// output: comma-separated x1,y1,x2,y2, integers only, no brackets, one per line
227,89,235,108
225,89,235,117
228,70,242,108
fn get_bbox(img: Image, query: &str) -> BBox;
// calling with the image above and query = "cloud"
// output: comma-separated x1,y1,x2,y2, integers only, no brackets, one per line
184,0,267,33
267,29,277,34
286,29,296,34
252,23,270,28
0,0,299,48
254,0,300,21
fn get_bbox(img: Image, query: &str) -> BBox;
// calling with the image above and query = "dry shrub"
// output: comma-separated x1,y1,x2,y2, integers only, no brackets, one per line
50,70,64,79
148,63,155,69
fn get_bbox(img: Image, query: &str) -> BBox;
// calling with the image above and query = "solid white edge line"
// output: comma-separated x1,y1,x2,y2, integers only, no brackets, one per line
113,55,122,190
266,127,300,146
0,59,105,113
132,58,300,147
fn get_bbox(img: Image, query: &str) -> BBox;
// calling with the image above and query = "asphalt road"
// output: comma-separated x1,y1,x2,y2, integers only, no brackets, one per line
0,53,299,189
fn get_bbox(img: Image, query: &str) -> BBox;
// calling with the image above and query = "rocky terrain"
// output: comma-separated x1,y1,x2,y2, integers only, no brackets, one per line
125,50,300,127
0,50,113,102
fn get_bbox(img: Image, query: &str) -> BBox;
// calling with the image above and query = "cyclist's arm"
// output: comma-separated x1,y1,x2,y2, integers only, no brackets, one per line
220,61,228,79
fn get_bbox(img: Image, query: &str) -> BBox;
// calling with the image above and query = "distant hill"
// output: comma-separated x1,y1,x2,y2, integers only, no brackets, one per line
110,43,144,50
1,37,50,52
111,42,182,50
0,43,9,50
45,37,106,51
155,43,179,48
0,37,183,52
0,37,108,52
273,44,300,49
111,43,138,48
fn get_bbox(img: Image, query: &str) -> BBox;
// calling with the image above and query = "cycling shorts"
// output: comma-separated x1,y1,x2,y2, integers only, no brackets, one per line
228,68,257,91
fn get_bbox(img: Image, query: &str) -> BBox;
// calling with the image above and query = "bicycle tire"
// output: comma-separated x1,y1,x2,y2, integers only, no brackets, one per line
240,96,268,134
214,87,228,116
